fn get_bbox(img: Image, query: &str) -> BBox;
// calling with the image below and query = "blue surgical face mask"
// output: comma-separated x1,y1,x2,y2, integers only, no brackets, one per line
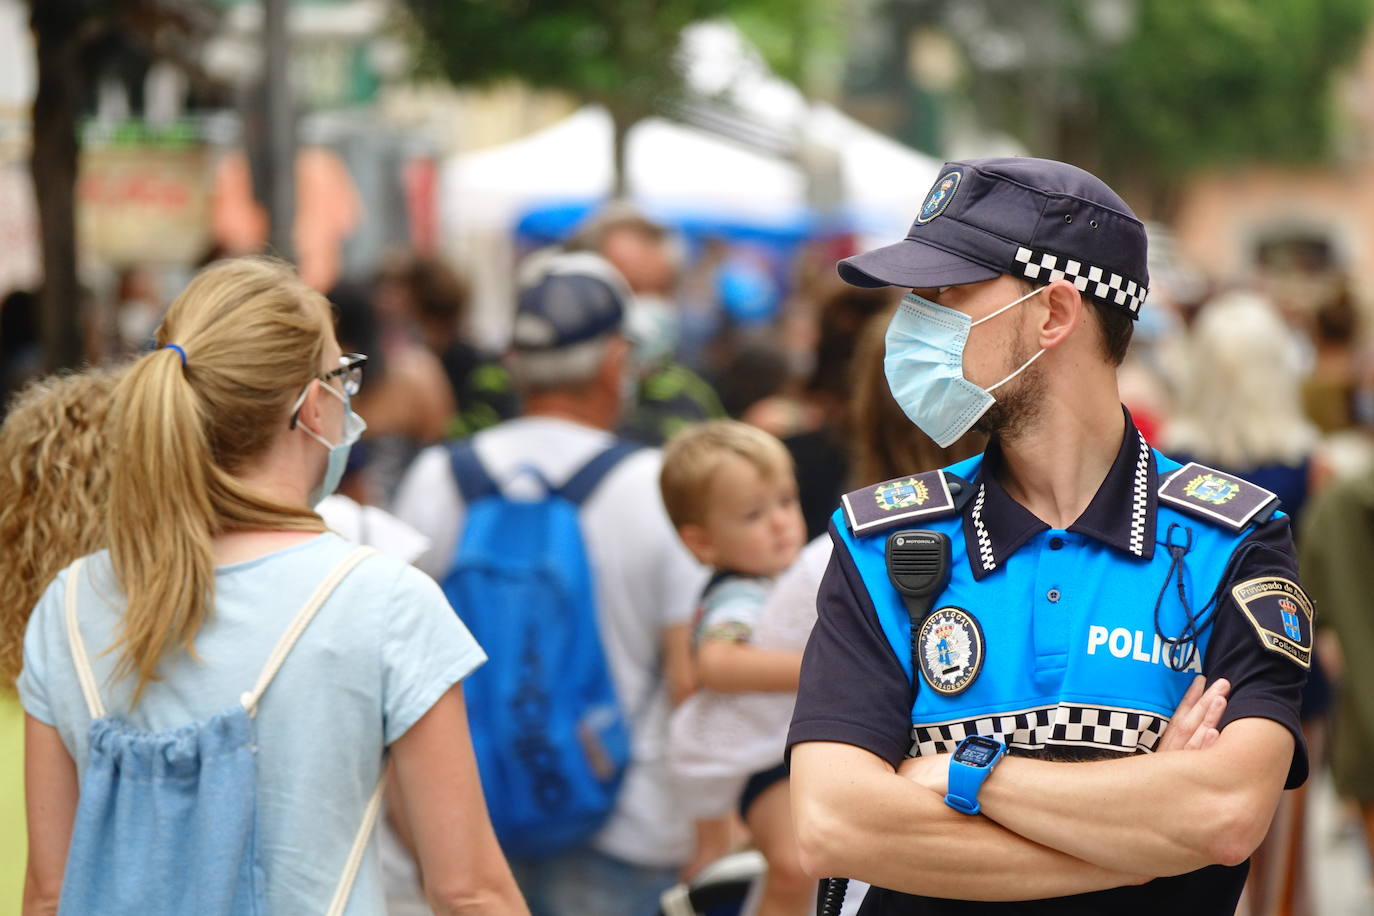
299,382,367,506
884,285,1048,447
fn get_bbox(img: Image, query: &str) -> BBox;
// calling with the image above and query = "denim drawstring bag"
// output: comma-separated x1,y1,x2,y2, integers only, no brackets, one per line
58,547,385,916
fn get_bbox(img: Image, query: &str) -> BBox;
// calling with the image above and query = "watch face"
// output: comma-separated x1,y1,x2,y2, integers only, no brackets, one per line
954,737,1002,767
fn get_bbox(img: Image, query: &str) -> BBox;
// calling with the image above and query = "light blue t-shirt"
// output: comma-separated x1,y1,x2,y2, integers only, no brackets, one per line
18,533,486,915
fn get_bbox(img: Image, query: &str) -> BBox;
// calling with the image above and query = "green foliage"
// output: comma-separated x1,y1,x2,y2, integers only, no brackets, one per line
1084,0,1372,181
401,0,745,118
730,0,848,92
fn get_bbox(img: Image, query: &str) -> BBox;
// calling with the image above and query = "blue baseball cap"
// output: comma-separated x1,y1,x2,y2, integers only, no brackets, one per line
511,252,631,350
838,157,1150,317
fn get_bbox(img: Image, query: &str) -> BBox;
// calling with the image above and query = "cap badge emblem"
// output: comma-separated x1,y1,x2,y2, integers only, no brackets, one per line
916,170,962,224
1183,473,1240,506
875,477,930,511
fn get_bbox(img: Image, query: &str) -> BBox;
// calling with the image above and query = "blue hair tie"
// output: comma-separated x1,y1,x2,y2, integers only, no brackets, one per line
163,344,187,367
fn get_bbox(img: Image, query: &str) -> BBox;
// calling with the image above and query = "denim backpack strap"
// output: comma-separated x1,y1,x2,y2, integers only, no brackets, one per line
63,558,105,720
239,546,375,715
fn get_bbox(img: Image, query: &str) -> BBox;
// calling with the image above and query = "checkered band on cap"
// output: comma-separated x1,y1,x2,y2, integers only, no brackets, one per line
1014,247,1147,316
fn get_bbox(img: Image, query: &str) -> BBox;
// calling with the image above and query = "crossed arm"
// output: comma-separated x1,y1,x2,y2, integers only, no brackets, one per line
790,676,1291,899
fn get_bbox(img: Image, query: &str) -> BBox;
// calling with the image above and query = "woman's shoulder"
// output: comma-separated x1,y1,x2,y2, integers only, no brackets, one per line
275,533,436,595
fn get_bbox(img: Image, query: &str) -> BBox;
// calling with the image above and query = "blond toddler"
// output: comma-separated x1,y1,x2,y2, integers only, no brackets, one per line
661,420,811,916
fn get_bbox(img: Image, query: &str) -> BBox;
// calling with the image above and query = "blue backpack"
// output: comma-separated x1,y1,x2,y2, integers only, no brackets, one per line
443,439,640,859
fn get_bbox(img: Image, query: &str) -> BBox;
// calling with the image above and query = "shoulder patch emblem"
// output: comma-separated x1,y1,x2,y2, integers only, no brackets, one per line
1158,462,1277,530
1231,576,1313,669
916,606,985,695
844,470,957,536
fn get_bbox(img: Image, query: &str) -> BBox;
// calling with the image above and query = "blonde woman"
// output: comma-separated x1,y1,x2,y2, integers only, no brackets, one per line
1162,290,1318,512
0,365,126,913
19,258,525,915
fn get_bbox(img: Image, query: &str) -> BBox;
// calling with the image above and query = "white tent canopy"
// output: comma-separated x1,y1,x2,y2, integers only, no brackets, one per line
441,22,954,345
442,105,808,234
441,106,809,346
808,103,943,248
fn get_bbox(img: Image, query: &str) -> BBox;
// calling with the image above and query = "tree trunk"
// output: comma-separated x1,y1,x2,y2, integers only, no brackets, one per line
30,13,84,372
609,104,632,199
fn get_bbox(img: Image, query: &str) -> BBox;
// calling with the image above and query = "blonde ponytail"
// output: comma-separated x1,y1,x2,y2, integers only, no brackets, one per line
107,257,331,702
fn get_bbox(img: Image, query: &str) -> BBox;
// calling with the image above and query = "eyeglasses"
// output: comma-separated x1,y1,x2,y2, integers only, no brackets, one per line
289,353,367,429
322,353,367,396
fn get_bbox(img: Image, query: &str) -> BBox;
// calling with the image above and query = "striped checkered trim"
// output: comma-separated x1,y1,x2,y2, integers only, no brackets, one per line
909,703,1169,757
1128,430,1150,557
1014,247,1147,316
971,483,995,574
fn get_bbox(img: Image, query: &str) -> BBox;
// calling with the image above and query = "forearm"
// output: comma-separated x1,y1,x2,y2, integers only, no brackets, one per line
427,882,529,916
792,743,1144,900
978,720,1290,875
22,871,60,916
663,623,696,705
697,641,801,692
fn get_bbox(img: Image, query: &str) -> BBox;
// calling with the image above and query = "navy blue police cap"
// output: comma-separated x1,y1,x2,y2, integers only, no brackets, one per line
511,251,631,350
839,157,1149,318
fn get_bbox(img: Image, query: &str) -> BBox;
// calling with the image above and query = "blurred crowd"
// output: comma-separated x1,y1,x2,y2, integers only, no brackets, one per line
5,201,1374,916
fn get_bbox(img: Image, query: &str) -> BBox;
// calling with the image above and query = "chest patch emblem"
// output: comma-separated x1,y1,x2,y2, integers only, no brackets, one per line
1231,576,1313,669
876,477,930,511
916,606,985,695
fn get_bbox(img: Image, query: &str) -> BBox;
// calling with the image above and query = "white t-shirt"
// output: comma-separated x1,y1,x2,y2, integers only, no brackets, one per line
392,416,707,867
19,534,486,916
668,536,833,816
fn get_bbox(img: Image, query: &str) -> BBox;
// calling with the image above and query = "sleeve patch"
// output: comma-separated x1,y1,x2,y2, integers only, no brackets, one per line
1230,576,1313,669
842,470,958,536
1158,462,1278,530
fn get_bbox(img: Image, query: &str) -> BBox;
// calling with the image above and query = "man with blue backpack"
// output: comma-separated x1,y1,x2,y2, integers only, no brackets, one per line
394,252,706,915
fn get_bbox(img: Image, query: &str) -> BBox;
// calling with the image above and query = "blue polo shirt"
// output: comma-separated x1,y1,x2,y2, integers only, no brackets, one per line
787,411,1309,914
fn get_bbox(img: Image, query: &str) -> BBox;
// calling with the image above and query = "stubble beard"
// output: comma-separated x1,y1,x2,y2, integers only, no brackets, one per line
973,345,1047,445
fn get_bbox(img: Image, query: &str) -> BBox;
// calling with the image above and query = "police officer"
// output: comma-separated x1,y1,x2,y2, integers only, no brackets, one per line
787,158,1311,913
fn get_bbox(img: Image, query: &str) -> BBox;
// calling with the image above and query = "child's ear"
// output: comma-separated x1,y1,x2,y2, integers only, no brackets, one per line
677,523,716,567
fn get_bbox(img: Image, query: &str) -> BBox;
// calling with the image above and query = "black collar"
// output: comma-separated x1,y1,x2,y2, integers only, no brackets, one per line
962,407,1157,580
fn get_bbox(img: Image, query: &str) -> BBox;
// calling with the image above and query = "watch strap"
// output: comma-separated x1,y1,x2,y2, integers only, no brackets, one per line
944,738,1006,815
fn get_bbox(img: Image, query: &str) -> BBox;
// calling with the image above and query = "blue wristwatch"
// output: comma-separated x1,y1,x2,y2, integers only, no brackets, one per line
945,735,1007,815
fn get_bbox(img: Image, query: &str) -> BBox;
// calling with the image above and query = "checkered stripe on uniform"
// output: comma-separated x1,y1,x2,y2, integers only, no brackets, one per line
1014,247,1147,316
1049,704,1168,752
1128,430,1150,557
971,483,995,574
910,707,1055,757
908,704,1169,757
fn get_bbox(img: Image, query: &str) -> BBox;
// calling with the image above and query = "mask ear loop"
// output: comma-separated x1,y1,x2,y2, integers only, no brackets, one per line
970,284,1048,328
974,285,1050,394
986,348,1048,393
297,381,349,449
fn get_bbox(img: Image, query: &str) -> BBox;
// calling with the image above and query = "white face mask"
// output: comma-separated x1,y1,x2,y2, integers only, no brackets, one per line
297,383,367,506
884,285,1048,447
625,295,681,370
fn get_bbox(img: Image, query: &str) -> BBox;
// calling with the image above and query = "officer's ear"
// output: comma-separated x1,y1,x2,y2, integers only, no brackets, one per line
1037,278,1084,351
677,522,717,567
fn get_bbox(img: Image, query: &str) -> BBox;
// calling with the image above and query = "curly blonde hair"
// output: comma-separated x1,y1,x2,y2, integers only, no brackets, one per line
0,363,128,692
